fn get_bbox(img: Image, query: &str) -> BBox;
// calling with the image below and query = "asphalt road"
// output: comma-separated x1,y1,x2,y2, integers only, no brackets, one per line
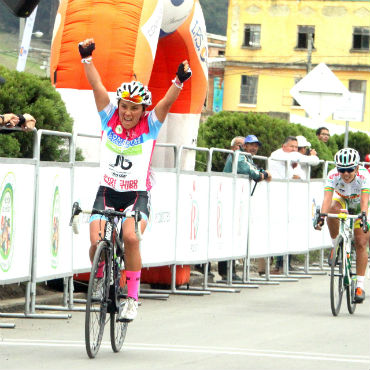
0,272,369,370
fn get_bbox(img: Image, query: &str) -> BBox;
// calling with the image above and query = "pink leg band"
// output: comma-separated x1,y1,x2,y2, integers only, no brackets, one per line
126,270,141,301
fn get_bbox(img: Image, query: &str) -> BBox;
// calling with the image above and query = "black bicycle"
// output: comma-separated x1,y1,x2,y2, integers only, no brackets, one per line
70,202,142,358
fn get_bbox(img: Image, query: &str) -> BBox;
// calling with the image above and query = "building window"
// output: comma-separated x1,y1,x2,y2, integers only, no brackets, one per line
296,26,315,49
243,24,261,48
240,75,258,104
352,27,369,51
349,79,367,94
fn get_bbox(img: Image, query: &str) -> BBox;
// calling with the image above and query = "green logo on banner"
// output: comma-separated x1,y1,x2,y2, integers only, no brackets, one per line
50,184,60,269
0,173,15,272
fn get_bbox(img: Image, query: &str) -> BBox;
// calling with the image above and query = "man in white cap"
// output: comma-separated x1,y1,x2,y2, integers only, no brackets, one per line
293,135,319,180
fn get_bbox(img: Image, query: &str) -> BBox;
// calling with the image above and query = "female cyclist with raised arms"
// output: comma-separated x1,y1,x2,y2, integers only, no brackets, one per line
315,148,370,303
79,38,192,321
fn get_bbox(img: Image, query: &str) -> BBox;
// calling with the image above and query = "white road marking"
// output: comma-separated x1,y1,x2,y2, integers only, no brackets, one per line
0,339,369,364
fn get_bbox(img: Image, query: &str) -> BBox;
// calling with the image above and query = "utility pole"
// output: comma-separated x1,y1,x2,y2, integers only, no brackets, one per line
307,32,313,73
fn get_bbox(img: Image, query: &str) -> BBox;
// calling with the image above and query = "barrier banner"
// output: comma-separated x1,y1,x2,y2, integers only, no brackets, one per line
176,174,209,263
232,178,250,258
72,165,100,273
141,171,177,266
309,179,331,249
288,182,309,254
249,181,270,257
0,164,35,283
207,176,234,260
35,167,72,281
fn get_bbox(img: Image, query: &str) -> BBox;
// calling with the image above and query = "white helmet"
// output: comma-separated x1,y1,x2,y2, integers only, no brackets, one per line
334,148,360,169
116,81,152,106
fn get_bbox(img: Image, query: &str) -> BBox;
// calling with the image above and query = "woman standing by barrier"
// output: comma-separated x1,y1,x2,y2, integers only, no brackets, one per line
79,38,192,321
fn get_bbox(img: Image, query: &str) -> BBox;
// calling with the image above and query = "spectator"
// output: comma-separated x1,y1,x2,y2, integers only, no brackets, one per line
268,136,319,273
0,113,36,132
221,134,271,280
268,136,319,180
230,136,245,151
292,135,320,180
316,127,330,144
223,136,245,173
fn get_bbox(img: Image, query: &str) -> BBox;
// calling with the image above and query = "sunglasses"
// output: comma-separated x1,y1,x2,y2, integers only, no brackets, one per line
337,167,356,173
120,91,143,104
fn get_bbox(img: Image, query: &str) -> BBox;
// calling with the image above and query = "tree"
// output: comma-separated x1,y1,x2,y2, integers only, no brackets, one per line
0,65,82,161
196,111,338,177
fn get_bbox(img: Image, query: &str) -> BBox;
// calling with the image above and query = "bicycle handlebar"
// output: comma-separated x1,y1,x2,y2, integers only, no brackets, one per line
69,201,143,240
314,206,368,233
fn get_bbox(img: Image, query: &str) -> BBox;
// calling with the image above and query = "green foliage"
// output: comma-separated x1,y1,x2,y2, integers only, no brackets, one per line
197,111,342,176
197,0,228,35
0,65,82,161
331,131,370,161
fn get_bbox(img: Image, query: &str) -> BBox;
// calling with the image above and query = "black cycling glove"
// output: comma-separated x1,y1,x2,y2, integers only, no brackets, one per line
176,62,192,83
78,42,95,59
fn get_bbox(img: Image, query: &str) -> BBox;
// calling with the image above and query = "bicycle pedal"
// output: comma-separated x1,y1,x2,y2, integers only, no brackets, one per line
117,317,131,323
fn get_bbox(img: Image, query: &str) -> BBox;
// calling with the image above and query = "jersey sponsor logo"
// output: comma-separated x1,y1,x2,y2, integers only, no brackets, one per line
119,179,138,190
109,155,133,171
106,135,143,155
107,130,143,148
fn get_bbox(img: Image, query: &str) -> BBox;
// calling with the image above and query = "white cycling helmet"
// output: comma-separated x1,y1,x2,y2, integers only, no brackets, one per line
334,148,360,169
116,81,152,106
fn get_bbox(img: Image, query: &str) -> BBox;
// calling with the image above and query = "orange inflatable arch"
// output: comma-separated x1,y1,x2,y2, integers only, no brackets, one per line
50,0,208,167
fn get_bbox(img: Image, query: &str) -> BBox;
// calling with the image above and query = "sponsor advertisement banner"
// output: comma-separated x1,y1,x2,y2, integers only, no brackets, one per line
288,182,309,253
233,178,250,258
0,165,35,283
207,176,234,260
141,171,177,266
249,181,271,257
176,174,209,263
35,167,72,280
71,165,100,272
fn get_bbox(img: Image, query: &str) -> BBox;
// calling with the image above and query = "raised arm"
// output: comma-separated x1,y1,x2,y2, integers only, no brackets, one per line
79,39,110,112
154,61,192,123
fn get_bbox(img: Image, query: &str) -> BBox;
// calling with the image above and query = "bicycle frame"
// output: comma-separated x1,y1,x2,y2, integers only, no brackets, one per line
327,212,356,285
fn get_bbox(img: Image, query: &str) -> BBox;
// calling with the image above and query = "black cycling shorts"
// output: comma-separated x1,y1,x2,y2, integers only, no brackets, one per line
90,186,150,222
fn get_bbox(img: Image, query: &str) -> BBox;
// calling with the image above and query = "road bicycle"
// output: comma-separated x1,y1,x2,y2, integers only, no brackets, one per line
70,202,142,358
314,207,367,316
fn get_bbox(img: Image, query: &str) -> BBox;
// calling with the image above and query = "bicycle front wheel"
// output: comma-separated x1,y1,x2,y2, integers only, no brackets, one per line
85,241,111,358
110,258,127,352
330,243,344,316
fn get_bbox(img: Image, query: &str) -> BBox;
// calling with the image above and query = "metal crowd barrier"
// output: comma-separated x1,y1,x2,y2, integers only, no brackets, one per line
0,128,333,324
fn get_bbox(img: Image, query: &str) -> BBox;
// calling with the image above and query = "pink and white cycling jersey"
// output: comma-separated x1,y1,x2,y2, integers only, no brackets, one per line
325,166,370,203
98,102,162,192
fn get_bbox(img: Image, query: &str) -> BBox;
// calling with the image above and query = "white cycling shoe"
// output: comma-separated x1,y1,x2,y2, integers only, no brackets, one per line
118,297,138,321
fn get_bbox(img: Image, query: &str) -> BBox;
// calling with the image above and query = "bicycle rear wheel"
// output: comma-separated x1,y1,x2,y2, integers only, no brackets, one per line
330,242,344,316
110,311,128,352
85,241,111,358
